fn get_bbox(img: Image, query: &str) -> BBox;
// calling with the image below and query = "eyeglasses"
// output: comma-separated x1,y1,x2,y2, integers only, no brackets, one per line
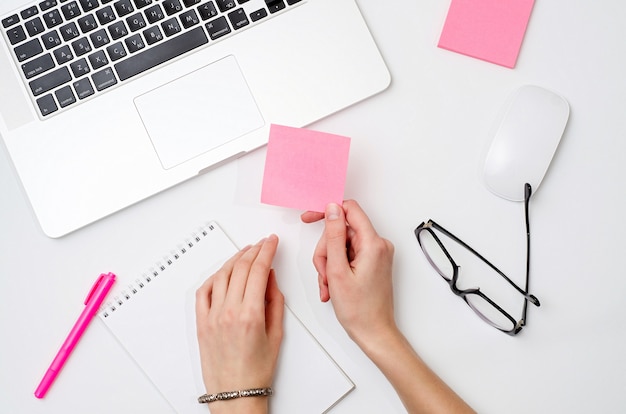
414,183,540,335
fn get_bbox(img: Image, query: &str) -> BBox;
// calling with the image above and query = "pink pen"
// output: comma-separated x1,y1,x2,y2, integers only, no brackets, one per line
34,272,116,399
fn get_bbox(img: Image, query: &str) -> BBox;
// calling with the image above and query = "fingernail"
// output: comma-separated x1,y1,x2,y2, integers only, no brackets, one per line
258,234,278,245
326,203,341,221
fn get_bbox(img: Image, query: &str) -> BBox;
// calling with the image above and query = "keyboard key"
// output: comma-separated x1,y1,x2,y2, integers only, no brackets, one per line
134,0,152,8
142,26,163,45
70,57,90,76
183,0,200,6
21,7,39,20
180,10,200,28
95,6,116,25
205,16,230,40
29,66,71,95
126,13,146,31
161,17,181,37
197,2,218,20
266,0,285,13
114,0,134,17
43,9,63,28
125,33,145,52
41,30,62,49
215,0,235,13
22,53,54,78
286,0,302,4
61,1,82,20
79,0,99,12
114,26,207,81
108,21,128,40
106,41,127,61
145,4,165,24
60,21,80,41
92,67,117,91
77,14,98,33
90,28,110,47
14,38,43,62
2,14,20,29
40,1,58,12
36,93,58,116
249,8,267,22
24,17,45,36
227,8,248,30
163,0,183,16
73,77,95,99
6,26,27,45
88,50,109,68
55,85,77,107
53,45,74,64
72,37,92,56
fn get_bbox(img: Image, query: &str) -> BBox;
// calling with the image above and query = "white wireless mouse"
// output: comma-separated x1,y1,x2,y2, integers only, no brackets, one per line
483,85,570,201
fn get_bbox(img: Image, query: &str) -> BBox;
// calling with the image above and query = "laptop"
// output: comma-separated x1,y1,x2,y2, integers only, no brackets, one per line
0,0,390,237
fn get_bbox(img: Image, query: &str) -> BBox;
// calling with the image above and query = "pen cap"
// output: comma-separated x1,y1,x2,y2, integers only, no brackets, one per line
85,272,116,305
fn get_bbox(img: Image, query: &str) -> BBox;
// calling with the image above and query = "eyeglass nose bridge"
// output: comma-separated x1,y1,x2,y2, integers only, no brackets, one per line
448,281,472,296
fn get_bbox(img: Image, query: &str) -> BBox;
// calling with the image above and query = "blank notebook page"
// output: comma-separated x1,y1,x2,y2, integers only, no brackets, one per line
98,222,353,413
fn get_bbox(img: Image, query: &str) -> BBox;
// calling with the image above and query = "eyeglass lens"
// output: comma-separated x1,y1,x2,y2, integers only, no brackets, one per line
464,294,515,331
417,230,454,281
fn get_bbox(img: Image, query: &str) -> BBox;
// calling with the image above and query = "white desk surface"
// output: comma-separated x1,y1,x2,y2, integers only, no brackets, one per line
2,1,625,413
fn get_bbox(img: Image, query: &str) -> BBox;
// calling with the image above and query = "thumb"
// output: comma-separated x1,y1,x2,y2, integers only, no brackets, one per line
324,203,350,275
265,270,284,345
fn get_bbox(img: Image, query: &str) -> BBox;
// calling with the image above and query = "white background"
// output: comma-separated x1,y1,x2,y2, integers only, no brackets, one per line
2,1,626,413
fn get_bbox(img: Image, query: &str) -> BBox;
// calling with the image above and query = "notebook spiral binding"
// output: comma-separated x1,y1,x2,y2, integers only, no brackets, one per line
100,223,216,318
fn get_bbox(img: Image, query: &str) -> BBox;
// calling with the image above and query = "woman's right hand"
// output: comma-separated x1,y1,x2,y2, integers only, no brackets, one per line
304,202,476,414
301,200,397,348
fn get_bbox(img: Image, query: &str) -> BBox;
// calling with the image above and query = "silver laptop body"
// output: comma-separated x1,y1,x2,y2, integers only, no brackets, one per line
0,0,390,237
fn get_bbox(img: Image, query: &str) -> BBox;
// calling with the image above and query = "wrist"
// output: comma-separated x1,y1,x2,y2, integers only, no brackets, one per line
355,324,410,364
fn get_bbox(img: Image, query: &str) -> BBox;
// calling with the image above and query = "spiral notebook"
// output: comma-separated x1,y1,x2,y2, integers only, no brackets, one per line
98,222,353,413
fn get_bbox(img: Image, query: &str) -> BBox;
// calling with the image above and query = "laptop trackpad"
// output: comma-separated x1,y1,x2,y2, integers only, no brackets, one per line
134,55,264,169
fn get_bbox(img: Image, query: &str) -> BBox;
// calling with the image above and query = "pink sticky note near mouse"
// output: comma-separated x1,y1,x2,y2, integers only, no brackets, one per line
438,0,534,68
261,124,351,213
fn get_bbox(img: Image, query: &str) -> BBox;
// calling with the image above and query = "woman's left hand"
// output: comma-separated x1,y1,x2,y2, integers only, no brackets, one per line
195,235,284,413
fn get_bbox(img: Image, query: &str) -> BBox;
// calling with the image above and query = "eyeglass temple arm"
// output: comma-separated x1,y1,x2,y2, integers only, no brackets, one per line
521,183,534,325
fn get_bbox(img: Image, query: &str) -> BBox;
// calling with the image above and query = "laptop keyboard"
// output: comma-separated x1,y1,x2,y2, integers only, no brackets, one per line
2,0,303,119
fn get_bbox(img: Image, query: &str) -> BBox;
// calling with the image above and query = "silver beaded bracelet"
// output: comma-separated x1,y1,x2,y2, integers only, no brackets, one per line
198,387,273,404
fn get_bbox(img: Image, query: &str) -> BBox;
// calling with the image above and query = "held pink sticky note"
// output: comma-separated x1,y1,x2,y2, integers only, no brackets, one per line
438,0,535,68
261,124,351,213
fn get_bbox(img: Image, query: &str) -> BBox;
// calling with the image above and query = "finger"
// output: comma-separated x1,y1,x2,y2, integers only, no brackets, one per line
312,232,327,277
226,240,265,303
244,234,279,304
318,273,330,302
211,247,250,308
342,200,379,240
301,211,325,223
195,275,214,322
323,203,351,277
311,233,330,300
265,269,285,346
195,276,215,341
